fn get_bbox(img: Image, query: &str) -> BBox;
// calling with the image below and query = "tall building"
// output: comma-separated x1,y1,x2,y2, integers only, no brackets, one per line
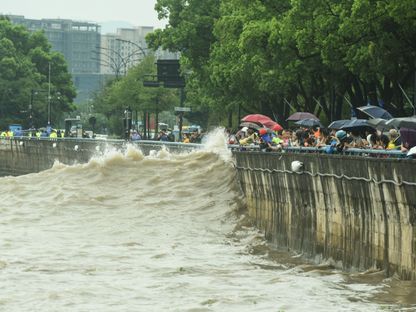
100,26,153,76
8,15,179,103
8,15,104,103
8,15,101,74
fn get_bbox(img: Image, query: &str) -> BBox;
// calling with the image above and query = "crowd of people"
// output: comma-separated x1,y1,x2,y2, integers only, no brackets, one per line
0,128,66,139
227,125,415,156
130,128,205,144
2,122,414,157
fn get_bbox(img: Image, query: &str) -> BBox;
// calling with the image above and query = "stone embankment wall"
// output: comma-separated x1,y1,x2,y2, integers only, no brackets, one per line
234,151,416,280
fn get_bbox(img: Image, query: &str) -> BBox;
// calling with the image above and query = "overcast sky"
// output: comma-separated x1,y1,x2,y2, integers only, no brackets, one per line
1,0,166,29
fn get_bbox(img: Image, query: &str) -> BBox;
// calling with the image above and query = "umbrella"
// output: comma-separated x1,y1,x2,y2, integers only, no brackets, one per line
385,116,416,130
367,118,388,127
400,128,416,148
239,121,261,130
356,105,393,120
241,114,283,130
328,119,351,130
241,114,272,124
340,119,375,132
408,146,416,157
262,120,283,130
295,119,322,128
367,118,395,131
272,124,284,132
287,112,319,121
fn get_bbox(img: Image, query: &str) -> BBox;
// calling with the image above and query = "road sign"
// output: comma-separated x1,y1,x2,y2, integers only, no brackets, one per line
174,107,191,112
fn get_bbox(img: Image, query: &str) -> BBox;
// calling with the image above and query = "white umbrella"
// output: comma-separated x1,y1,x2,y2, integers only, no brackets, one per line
407,146,416,157
357,105,393,120
367,118,395,130
386,116,416,129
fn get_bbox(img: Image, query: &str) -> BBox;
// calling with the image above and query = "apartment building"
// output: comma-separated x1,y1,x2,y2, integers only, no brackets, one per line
8,16,178,103
100,26,152,76
8,15,105,103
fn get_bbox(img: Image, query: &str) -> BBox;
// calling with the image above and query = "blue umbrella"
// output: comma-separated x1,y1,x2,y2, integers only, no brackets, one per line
357,105,393,120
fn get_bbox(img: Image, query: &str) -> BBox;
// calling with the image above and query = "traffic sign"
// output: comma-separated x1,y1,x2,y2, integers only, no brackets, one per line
174,107,191,112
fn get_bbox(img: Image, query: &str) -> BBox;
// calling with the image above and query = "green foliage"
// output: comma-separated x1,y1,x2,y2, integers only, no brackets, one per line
0,18,76,129
149,0,416,127
91,55,179,135
149,0,220,70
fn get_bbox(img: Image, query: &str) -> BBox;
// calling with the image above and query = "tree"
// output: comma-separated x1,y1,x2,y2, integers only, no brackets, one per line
92,55,179,136
0,17,76,129
148,0,416,127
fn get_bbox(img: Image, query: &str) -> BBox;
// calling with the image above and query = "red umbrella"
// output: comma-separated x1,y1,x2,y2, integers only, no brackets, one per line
241,114,282,129
262,120,283,130
287,112,319,121
242,114,273,123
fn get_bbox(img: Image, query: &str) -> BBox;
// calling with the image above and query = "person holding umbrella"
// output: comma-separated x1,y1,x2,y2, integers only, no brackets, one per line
239,128,258,145
258,128,282,152
386,129,401,150
271,124,284,146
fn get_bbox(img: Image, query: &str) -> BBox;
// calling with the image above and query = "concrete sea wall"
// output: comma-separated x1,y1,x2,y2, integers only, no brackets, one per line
234,151,416,280
1,138,415,279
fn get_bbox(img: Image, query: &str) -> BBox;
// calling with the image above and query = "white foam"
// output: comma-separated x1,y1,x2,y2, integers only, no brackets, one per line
200,127,232,162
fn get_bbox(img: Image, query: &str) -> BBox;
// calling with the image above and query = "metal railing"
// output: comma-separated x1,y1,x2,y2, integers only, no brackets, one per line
1,136,412,159
228,143,409,159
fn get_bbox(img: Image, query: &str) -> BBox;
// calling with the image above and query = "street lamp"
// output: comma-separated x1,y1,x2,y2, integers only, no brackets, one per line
30,89,48,128
94,45,142,77
115,38,147,57
29,90,35,129
48,62,51,125
50,92,61,126
124,107,132,140
30,89,61,128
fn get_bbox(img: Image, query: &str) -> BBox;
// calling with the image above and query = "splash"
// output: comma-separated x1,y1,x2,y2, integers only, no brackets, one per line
200,127,232,162
29,130,234,182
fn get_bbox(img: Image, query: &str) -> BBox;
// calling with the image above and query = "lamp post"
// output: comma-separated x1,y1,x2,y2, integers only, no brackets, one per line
30,89,61,128
115,38,147,57
30,89,48,128
124,107,132,140
94,45,143,77
29,89,35,129
48,62,51,125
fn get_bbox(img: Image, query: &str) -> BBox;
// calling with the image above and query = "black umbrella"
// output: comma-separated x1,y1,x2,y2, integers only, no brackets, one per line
287,112,319,121
385,116,416,130
328,119,351,130
295,119,322,128
357,105,393,120
340,119,375,132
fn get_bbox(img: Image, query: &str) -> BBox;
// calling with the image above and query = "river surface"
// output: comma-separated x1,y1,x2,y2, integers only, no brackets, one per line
0,131,415,311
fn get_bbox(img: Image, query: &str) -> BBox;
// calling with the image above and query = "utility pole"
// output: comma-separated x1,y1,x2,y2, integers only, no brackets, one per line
414,64,416,115
47,62,51,125
179,88,185,141
29,89,34,129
